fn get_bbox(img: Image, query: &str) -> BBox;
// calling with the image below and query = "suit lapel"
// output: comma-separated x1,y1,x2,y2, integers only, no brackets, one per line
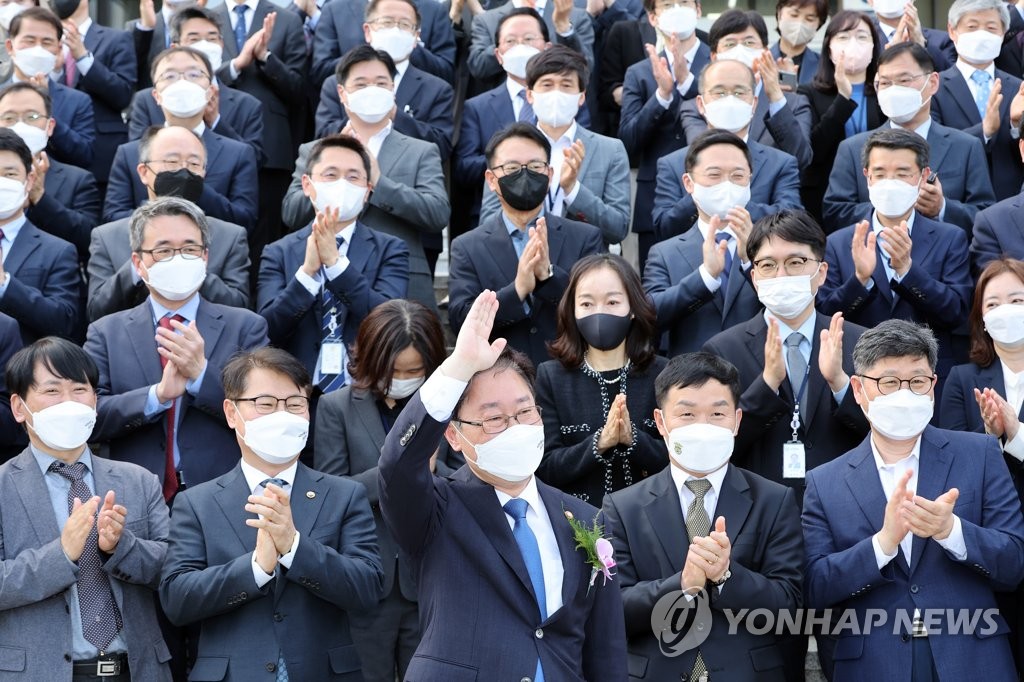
941,69,980,124
484,217,520,285
642,469,688,569
908,215,940,271
214,464,257,552
926,124,951,173
376,133,403,177
214,6,239,60
125,303,163,387
248,1,272,40
488,88,514,125
9,449,61,547
573,127,596,180
351,390,387,450
714,466,752,539
346,223,376,279
744,317,793,402
538,482,581,621
909,428,953,576
845,440,899,562
3,223,39,276
396,68,422,113
202,130,225,170
802,314,827,428
545,216,565,267
195,300,226,371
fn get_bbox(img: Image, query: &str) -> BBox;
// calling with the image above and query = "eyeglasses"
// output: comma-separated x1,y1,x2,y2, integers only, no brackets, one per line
138,245,206,262
717,38,763,50
490,161,549,175
694,170,751,183
312,171,369,184
874,72,931,90
235,395,310,414
368,17,417,31
752,256,821,277
704,86,753,100
454,405,543,434
499,34,543,49
0,111,45,126
858,374,936,396
144,158,205,174
156,69,211,85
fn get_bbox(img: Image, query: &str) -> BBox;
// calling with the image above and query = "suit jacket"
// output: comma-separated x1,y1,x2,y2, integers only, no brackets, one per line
377,392,628,681
932,66,1024,201
281,130,448,312
0,220,80,343
479,125,632,244
971,191,1024,275
314,68,455,158
823,121,995,235
997,3,1024,77
651,140,802,241
131,14,169,90
873,18,957,71
86,215,251,322
29,78,96,171
0,313,24,462
702,313,870,497
256,222,410,375
770,41,820,85
128,85,266,167
25,159,101,263
83,298,269,488
312,0,456,84
159,462,383,681
802,426,1024,681
213,0,307,171
603,464,803,681
820,213,973,378
643,226,763,355
448,213,604,367
0,448,171,680
103,130,259,229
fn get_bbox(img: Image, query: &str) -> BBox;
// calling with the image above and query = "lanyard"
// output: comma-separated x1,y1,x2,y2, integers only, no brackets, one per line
790,364,810,441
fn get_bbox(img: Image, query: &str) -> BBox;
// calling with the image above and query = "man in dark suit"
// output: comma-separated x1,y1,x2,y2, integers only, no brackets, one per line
378,291,627,680
824,42,996,235
449,123,604,368
160,346,383,682
2,337,172,681
0,311,23,461
996,0,1024,75
87,126,251,322
131,0,172,90
819,128,973,383
868,0,958,70
644,130,762,356
802,319,1024,681
83,197,269,501
653,60,802,241
932,0,1024,201
971,131,1024,274
603,351,803,682
259,135,410,397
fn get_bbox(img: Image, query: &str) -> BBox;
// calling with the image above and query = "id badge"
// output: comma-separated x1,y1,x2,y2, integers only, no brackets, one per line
783,441,806,478
321,341,345,375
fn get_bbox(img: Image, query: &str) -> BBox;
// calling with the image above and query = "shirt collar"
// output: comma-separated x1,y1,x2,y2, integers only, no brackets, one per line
77,18,93,37
871,207,917,234
669,461,730,501
336,221,357,244
696,218,737,242
233,0,260,12
148,292,202,325
541,120,578,147
395,58,410,79
165,119,206,137
1001,359,1024,392
506,78,526,102
31,444,93,478
0,214,28,243
891,116,931,140
869,435,922,470
501,206,545,237
239,458,299,494
955,59,995,83
665,40,701,71
494,474,545,516
764,308,817,345
368,120,392,147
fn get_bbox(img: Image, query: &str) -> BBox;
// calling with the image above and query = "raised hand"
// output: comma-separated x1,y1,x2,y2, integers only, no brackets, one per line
158,320,207,381
818,312,848,393
983,78,1004,139
762,317,787,392
560,140,585,193
597,394,622,452
915,175,944,218
725,207,752,261
312,207,341,268
879,221,912,277
61,495,100,562
834,52,852,99
702,215,729,279
245,483,297,555
877,468,914,555
530,218,552,282
97,491,128,553
28,151,48,206
514,237,540,300
443,291,508,381
904,488,959,540
646,43,674,101
851,220,876,286
155,354,187,404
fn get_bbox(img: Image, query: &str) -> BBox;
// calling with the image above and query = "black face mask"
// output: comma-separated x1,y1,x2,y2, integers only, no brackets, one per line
576,312,633,351
153,169,204,204
496,167,549,211
52,0,80,20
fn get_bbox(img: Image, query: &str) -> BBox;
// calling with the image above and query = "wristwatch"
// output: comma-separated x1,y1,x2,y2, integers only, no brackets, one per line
713,569,731,587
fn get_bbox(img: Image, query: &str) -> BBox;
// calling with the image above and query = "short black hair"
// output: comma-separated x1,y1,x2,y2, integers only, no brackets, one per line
365,0,421,26
484,122,552,167
453,346,536,421
305,134,373,180
655,352,741,408
150,46,213,85
168,5,221,43
495,7,549,45
684,129,751,174
222,347,313,400
876,40,935,72
6,337,98,400
708,9,767,51
0,127,34,173
336,44,398,84
0,82,51,117
745,209,826,262
775,0,828,27
9,7,61,41
525,44,589,91
861,127,929,172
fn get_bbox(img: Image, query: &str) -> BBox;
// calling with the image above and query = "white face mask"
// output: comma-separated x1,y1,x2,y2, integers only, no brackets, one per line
189,40,223,72
658,5,698,38
877,80,929,124
984,304,1024,347
666,422,734,474
830,41,874,74
143,254,207,301
387,376,424,400
872,0,905,19
239,409,309,465
716,45,762,69
27,400,96,451
10,121,48,155
311,178,367,221
13,45,56,78
460,423,544,483
869,178,920,218
865,388,933,440
159,80,210,118
779,20,817,47
689,178,750,220
0,176,27,220
345,85,395,124
500,44,541,79
0,3,25,31
530,90,580,127
955,29,1003,65
757,269,819,319
702,95,755,133
370,26,417,62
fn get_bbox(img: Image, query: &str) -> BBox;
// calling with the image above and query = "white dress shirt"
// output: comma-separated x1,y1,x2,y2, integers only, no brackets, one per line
670,462,728,529
999,359,1024,462
241,458,302,587
655,41,700,108
228,0,261,34
507,78,528,120
696,218,739,293
541,120,580,215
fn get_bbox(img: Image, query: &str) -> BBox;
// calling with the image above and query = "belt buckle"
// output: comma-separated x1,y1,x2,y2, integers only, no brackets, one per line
96,659,120,677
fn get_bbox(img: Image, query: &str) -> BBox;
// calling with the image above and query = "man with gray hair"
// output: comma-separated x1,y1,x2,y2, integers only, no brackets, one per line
803,318,1024,681
83,196,269,503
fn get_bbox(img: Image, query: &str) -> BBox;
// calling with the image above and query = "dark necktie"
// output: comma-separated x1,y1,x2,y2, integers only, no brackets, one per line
49,461,124,652
516,89,535,124
318,236,347,394
716,232,733,293
785,332,808,417
503,498,546,682
259,477,290,682
158,313,185,502
685,478,712,682
233,4,248,54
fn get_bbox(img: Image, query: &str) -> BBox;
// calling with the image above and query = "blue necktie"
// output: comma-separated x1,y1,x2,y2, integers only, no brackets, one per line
510,227,527,259
503,498,546,682
258,477,290,681
318,236,348,394
516,89,535,124
971,69,992,121
233,4,248,54
716,232,733,293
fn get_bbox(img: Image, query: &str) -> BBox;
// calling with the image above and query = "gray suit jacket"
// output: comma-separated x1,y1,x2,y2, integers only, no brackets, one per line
0,448,171,680
479,125,631,244
86,216,251,322
281,130,449,312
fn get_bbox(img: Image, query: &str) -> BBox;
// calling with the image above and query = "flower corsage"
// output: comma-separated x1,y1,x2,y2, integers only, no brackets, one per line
564,510,616,591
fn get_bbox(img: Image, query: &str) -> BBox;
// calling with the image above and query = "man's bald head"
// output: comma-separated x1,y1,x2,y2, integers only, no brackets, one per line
136,125,208,200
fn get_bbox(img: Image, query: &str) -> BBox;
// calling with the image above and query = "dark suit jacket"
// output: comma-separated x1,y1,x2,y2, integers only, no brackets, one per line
256,222,410,376
873,18,957,71
702,313,870,497
820,213,973,378
0,220,80,343
997,4,1024,77
652,140,802,241
823,121,995,235
971,192,1024,275
160,462,383,681
0,313,24,461
130,14,170,90
378,392,628,681
643,225,763,355
25,159,101,263
771,41,820,85
103,130,258,229
36,78,95,170
932,66,1024,201
83,297,269,488
803,426,1024,681
603,464,803,681
315,67,454,158
448,213,605,368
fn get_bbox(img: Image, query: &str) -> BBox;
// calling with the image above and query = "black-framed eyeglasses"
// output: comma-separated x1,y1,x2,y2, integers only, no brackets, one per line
143,158,205,174
752,256,821,277
858,374,936,396
235,395,310,414
454,405,543,434
490,161,548,176
138,245,206,262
